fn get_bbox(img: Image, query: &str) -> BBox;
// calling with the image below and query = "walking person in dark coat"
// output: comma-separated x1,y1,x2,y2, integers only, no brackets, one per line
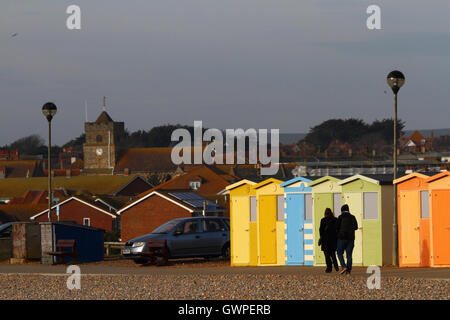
319,208,339,273
336,204,358,275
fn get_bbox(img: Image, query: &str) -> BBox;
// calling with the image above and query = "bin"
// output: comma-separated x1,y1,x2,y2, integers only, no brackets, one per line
394,172,431,267
252,178,285,266
226,179,257,266
338,174,394,266
280,177,314,266
425,171,450,267
307,176,343,266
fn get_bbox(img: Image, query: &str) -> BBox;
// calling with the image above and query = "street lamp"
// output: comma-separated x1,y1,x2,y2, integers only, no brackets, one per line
42,102,57,222
386,70,405,267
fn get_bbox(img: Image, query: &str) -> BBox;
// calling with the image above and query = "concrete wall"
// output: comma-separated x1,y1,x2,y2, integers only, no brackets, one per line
0,238,12,261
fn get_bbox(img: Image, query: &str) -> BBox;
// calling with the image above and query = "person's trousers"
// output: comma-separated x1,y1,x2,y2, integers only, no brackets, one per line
323,249,338,271
337,239,355,271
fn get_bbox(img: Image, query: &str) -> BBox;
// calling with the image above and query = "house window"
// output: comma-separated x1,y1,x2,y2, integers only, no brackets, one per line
420,191,429,219
96,135,102,142
250,196,257,222
83,218,90,227
305,194,313,220
277,195,284,221
189,181,201,190
363,192,379,220
333,193,342,217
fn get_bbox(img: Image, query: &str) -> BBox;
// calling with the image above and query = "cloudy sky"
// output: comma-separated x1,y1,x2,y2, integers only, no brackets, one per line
1,0,449,145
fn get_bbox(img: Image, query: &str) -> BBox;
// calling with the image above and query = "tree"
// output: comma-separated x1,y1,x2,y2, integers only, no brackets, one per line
5,134,46,155
62,133,85,151
369,119,405,143
303,118,369,151
302,118,405,151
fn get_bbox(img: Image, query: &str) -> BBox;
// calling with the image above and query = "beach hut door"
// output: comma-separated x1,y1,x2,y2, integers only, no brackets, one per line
232,197,250,265
432,190,450,265
399,191,420,265
259,195,277,264
344,193,363,265
286,194,304,264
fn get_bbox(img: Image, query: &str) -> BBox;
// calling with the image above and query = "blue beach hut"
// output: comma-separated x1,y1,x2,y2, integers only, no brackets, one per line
280,177,314,266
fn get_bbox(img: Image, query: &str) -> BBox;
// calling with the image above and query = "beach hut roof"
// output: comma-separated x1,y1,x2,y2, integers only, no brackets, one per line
425,170,450,183
338,174,380,186
307,176,340,187
225,179,256,191
252,178,284,190
280,176,312,188
393,172,430,185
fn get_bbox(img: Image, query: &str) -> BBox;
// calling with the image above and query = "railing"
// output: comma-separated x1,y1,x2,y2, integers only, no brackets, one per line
104,242,125,257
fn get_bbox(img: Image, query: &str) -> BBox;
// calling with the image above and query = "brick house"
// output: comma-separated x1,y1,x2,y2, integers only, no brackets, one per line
118,190,223,241
30,196,117,232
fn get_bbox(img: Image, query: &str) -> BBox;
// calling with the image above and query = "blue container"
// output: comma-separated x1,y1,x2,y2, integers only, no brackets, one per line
281,177,314,266
41,222,104,264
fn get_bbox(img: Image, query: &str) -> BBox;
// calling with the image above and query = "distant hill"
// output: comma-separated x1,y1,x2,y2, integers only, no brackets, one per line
279,133,306,145
280,128,450,145
404,128,450,138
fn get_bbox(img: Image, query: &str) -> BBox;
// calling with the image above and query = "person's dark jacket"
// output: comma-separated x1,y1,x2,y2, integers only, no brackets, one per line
336,211,358,240
319,216,338,251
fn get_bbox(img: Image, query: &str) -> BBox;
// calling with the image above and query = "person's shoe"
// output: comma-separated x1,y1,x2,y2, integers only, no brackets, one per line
345,269,351,275
334,265,339,272
325,269,332,273
339,267,348,275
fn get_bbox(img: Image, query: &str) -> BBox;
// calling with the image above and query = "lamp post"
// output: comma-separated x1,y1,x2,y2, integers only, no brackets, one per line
42,102,57,222
386,70,405,267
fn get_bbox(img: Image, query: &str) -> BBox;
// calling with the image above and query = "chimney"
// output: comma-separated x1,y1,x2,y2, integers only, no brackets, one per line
124,168,129,176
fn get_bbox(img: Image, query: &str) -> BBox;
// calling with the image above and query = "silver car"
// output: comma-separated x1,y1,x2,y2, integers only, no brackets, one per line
122,217,230,265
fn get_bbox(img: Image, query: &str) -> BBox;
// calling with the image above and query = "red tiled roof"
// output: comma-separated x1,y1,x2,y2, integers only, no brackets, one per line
115,148,179,173
0,203,47,222
137,165,232,200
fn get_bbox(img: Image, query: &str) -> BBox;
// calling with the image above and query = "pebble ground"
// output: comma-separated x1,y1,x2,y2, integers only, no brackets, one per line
0,272,448,300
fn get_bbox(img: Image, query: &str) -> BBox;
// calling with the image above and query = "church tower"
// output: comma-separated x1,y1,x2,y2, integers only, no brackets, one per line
83,98,124,171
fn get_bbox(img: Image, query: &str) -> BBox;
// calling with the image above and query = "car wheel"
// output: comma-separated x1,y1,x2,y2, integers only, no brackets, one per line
133,258,148,264
221,243,230,260
155,248,169,266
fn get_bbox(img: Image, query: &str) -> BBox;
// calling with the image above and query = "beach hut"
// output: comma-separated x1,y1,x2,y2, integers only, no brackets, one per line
308,176,343,266
394,172,431,267
338,175,394,266
425,171,450,267
252,178,285,266
226,180,257,266
280,177,314,266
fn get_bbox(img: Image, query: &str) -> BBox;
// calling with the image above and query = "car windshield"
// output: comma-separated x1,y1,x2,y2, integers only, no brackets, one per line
152,221,179,234
0,223,12,232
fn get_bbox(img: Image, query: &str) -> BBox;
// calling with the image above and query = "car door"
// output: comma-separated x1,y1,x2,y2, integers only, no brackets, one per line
168,220,203,257
201,219,228,255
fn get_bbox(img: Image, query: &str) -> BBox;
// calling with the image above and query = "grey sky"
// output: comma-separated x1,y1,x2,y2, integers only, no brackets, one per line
1,0,450,145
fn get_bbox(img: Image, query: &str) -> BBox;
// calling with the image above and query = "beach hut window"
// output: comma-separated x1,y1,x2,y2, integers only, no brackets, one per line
363,192,379,220
277,195,284,221
305,194,313,220
333,193,342,217
250,196,257,222
420,191,430,219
